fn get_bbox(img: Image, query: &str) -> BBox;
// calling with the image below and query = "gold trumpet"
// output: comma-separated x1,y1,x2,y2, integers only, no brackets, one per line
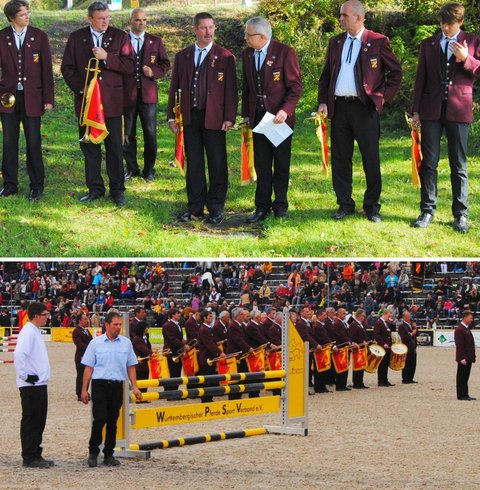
79,57,101,143
207,351,241,366
172,339,198,363
138,348,171,362
238,343,269,361
0,92,15,108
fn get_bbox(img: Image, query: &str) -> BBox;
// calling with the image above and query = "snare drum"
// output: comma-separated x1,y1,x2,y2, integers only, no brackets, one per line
352,345,368,371
365,344,386,373
390,343,408,371
332,346,350,374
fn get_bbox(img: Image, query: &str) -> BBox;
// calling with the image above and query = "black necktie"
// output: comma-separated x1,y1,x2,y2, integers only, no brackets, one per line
15,31,23,50
346,36,355,64
196,48,205,67
135,36,141,54
93,32,103,48
444,37,451,60
255,49,262,71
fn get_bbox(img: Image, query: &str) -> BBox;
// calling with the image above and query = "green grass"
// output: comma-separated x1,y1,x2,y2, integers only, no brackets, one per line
0,8,479,257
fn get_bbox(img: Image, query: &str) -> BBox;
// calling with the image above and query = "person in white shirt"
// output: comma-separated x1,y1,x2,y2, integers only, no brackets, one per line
14,301,53,468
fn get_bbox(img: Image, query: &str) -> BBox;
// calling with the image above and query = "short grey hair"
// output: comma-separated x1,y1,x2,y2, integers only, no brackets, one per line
231,307,242,320
246,16,272,40
219,310,229,320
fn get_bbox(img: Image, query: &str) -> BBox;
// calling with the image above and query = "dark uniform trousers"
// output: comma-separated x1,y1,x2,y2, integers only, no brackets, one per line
19,385,48,463
1,92,44,193
420,104,469,218
377,349,391,384
165,355,182,391
75,360,86,399
198,363,217,403
331,98,381,215
402,347,417,382
456,362,472,399
352,368,365,388
123,90,158,177
253,107,291,215
78,116,125,197
89,379,123,457
184,108,228,216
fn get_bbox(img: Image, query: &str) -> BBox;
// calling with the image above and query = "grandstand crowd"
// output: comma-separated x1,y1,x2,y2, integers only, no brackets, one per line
1,261,480,330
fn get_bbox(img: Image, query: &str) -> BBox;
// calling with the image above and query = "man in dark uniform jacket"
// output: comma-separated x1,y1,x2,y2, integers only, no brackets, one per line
373,309,394,386
348,308,369,389
0,0,54,201
197,310,224,403
325,307,337,385
398,310,418,384
411,2,480,233
332,308,352,391
162,307,188,390
242,16,302,223
184,310,201,343
72,313,93,400
128,306,146,340
245,310,270,348
317,0,402,222
454,310,476,400
227,309,254,400
212,310,229,348
167,12,237,225
61,1,134,206
123,8,170,181
296,307,322,395
312,309,334,393
267,311,283,345
262,307,276,340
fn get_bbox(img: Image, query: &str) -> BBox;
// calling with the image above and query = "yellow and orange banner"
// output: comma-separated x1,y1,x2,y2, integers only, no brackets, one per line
172,90,185,175
241,126,256,185
181,348,199,377
81,77,109,144
405,113,422,188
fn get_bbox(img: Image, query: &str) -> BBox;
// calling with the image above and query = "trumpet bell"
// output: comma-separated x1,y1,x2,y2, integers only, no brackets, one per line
1,92,15,108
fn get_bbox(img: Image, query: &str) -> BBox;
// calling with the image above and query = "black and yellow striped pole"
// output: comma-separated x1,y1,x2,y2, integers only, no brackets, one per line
129,428,267,451
132,380,285,402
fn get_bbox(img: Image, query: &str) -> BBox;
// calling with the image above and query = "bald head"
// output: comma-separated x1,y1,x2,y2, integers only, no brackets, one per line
340,0,365,35
129,7,147,35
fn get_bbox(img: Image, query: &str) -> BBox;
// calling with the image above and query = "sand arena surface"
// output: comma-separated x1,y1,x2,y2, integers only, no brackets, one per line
0,343,479,489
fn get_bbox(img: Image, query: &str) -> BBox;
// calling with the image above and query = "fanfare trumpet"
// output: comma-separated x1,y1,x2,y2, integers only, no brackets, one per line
238,343,269,361
172,339,198,363
207,351,241,366
137,348,171,363
0,92,15,108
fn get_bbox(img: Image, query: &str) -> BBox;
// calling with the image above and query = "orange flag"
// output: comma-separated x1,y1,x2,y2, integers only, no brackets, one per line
81,77,109,144
241,126,256,185
405,113,422,188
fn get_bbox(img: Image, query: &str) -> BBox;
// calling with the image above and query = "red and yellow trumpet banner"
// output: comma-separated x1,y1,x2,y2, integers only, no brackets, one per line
181,348,199,377
172,90,185,175
217,356,238,385
405,113,422,188
352,345,367,371
81,76,109,144
241,125,256,185
306,112,329,176
246,349,265,373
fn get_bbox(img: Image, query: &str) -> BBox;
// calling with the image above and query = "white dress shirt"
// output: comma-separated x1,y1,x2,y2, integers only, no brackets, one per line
335,28,365,97
14,322,51,388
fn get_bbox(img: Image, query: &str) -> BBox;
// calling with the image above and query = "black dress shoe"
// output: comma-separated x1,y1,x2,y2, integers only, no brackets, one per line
335,387,351,391
144,173,155,182
378,382,392,387
205,214,224,225
87,454,98,467
246,210,269,223
274,211,288,219
112,193,127,206
315,388,331,393
332,208,354,220
125,170,140,180
0,187,18,197
353,385,369,389
413,212,433,228
453,215,468,233
28,189,43,201
23,458,51,468
458,397,471,401
103,456,121,466
37,456,54,467
466,396,476,400
79,192,104,203
367,213,382,223
179,211,204,223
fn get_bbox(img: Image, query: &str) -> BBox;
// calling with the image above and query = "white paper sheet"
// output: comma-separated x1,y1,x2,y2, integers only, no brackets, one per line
252,112,293,147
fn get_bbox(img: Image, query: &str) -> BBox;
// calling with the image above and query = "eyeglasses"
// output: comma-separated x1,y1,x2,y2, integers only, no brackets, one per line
244,33,261,38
